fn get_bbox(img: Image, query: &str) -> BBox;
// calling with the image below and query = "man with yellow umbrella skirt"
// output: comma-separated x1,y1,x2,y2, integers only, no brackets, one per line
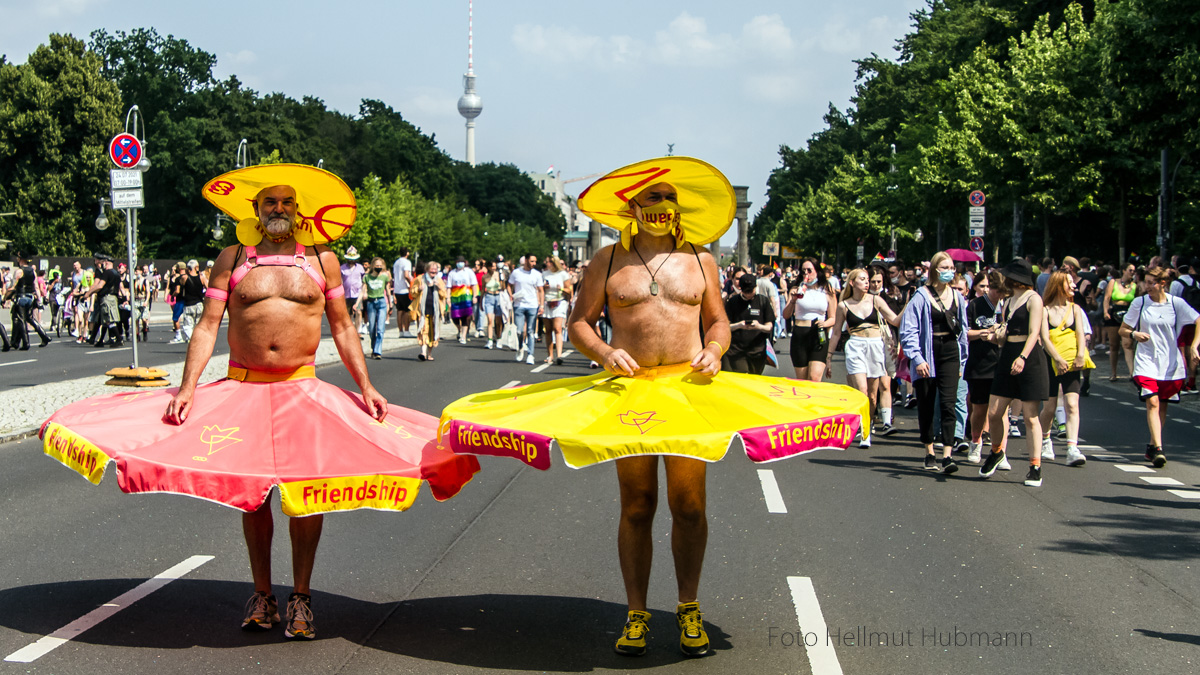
439,157,870,657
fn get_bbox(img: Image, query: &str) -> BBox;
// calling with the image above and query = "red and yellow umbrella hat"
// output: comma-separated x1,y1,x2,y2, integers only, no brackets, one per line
577,156,736,250
202,163,357,247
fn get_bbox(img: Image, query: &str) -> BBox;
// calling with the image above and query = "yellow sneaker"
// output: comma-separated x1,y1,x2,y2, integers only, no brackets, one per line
614,610,651,656
676,602,710,656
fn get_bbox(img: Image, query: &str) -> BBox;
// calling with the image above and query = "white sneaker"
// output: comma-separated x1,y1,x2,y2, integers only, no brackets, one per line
168,338,184,344
1041,436,1055,461
516,348,525,362
525,355,535,365
997,456,1012,471
967,442,982,465
486,340,494,349
358,325,368,335
858,436,871,449
1066,446,1087,467
458,337,466,344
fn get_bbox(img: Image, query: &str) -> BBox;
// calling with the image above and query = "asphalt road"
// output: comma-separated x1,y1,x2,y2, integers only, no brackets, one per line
1,336,1199,674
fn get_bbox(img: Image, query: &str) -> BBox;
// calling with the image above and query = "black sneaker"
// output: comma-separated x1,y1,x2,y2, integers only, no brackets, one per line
954,439,970,455
903,395,918,409
979,451,1005,479
876,423,896,436
981,431,991,445
1146,446,1167,468
924,454,938,471
940,457,958,474
1024,465,1043,487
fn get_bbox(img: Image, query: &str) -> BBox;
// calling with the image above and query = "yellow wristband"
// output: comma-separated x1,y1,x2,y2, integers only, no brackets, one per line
707,341,724,353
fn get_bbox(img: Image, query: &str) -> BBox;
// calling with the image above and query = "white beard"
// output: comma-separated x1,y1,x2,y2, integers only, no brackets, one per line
264,215,292,237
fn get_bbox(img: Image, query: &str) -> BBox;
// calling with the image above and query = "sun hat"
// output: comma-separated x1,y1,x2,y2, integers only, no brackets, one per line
201,163,357,247
577,156,735,250
1000,258,1035,287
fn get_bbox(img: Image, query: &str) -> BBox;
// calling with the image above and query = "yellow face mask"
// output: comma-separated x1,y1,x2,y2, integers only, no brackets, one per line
637,202,682,236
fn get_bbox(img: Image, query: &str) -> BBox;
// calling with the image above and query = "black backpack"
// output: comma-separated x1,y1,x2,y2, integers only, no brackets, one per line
1179,276,1200,313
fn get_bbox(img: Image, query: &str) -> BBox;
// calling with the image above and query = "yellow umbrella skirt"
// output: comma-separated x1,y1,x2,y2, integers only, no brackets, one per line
439,363,871,470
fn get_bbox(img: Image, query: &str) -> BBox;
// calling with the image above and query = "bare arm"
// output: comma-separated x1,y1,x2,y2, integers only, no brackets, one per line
818,291,838,329
875,294,901,327
164,248,237,424
691,249,732,374
1040,304,1067,371
827,301,847,352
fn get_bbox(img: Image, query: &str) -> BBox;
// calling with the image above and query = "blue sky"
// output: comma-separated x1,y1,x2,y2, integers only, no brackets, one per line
1,0,927,247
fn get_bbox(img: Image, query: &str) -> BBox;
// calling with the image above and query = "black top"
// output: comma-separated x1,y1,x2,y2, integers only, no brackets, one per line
97,268,123,298
725,293,775,355
1004,298,1033,336
845,302,880,331
424,277,437,315
181,275,206,306
931,304,953,333
14,265,35,295
965,295,1000,379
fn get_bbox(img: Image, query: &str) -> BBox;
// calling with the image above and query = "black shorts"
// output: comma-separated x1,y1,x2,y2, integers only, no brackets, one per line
966,377,993,405
395,293,410,307
790,325,830,368
1048,368,1083,396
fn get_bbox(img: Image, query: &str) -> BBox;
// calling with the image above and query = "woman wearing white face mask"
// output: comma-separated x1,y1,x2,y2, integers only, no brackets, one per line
899,251,970,474
781,258,837,382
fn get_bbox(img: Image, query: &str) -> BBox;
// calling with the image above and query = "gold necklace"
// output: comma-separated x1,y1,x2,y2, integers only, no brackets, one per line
630,240,672,296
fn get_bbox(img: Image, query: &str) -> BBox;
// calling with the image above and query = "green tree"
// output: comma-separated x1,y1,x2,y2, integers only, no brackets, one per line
0,34,122,256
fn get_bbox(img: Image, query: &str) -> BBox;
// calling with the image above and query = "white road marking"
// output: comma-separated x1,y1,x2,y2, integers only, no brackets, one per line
787,576,844,675
85,347,131,355
1092,455,1128,462
757,470,787,514
1077,445,1105,451
562,349,575,358
1172,418,1189,424
1114,464,1155,473
5,555,214,663
1118,401,1134,406
530,363,550,373
502,380,521,389
1167,490,1200,500
0,359,36,367
1141,476,1185,486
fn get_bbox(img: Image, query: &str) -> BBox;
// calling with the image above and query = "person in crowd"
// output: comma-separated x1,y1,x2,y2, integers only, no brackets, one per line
361,257,392,360
542,256,573,365
1102,262,1138,381
899,251,969,473
781,258,837,382
392,247,415,338
723,272,776,375
412,260,447,362
339,246,364,337
1168,257,1200,393
133,264,152,342
447,256,478,345
963,271,1008,467
979,259,1050,487
829,267,901,447
866,264,900,435
2,250,52,350
1120,266,1200,467
480,259,506,349
1037,271,1090,468
508,253,544,366
80,254,124,347
167,261,187,343
176,260,207,343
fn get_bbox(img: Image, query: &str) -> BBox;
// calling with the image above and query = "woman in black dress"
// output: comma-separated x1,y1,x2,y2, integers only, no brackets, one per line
979,259,1050,487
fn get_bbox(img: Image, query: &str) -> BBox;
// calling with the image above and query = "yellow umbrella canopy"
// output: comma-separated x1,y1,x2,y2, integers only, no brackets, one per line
202,163,357,246
577,156,736,248
439,364,871,470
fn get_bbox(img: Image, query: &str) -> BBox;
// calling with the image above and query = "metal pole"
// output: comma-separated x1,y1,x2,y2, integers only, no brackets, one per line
127,207,139,368
1159,147,1169,262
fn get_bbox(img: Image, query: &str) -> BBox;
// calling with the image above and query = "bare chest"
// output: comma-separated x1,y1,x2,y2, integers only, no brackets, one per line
606,254,704,309
232,266,323,307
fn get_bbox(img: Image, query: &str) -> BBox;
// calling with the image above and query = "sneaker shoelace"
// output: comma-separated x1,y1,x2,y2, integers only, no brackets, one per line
679,609,704,637
245,592,272,619
624,616,648,639
289,596,314,627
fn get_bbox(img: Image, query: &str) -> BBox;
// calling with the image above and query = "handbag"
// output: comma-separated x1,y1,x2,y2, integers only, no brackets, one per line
1048,304,1096,375
497,322,519,350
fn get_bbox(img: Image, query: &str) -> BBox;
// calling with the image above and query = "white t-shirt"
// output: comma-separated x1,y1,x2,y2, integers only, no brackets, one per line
446,267,477,289
1169,274,1195,298
791,286,831,321
508,267,544,309
1123,295,1199,381
543,270,570,302
392,257,413,293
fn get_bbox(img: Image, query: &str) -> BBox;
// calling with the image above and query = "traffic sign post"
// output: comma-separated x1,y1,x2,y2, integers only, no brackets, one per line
969,236,985,253
968,190,986,207
108,130,147,371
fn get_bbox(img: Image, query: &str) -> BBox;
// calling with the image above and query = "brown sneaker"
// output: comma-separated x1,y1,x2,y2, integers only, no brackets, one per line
241,591,279,631
284,592,316,640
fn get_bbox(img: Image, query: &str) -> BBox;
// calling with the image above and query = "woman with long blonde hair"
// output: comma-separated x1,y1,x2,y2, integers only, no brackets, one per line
828,268,901,447
1037,271,1089,468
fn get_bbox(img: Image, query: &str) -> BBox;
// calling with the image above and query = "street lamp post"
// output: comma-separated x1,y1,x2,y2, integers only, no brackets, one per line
235,139,250,169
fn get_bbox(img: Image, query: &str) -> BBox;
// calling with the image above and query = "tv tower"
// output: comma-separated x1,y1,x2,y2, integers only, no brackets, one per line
457,0,483,166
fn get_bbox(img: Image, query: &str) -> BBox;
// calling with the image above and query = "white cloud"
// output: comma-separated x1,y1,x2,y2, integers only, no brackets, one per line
800,14,906,56
742,15,794,58
224,50,257,66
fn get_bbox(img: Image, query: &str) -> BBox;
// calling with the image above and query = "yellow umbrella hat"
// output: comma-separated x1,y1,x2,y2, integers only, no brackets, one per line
201,163,357,246
577,156,736,248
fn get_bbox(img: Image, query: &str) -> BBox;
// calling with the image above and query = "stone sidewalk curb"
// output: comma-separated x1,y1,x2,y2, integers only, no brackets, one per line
0,321,460,446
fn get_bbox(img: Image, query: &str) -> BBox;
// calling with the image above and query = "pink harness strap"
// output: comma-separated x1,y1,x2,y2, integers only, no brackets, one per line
228,243,328,294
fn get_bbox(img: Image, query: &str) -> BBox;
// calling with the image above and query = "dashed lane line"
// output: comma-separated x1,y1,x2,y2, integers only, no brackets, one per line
85,347,131,355
1167,490,1200,500
502,380,521,389
1115,464,1155,473
5,555,214,663
1141,476,1185,486
0,359,36,367
530,363,550,373
757,469,787,514
787,576,844,675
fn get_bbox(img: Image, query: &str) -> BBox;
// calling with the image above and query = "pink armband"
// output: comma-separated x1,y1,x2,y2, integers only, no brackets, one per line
205,288,229,302
324,285,345,301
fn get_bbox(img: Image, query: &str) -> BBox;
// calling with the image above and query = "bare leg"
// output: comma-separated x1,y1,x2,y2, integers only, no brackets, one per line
1022,399,1043,465
969,402,988,442
987,395,1013,453
793,366,809,380
664,456,708,604
289,515,323,595
243,504,274,594
1063,392,1080,441
1146,397,1165,448
616,456,658,611
807,360,827,383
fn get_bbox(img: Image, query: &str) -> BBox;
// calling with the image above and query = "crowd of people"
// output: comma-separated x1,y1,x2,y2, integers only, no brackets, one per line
712,251,1200,488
